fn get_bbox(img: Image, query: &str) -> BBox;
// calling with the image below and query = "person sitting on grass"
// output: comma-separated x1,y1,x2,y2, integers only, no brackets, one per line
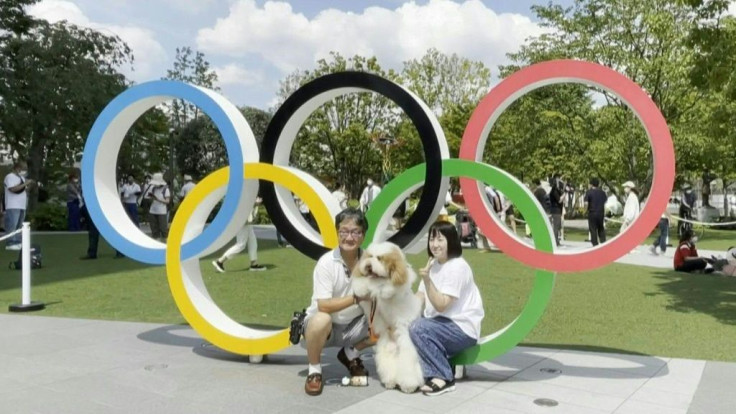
673,229,714,274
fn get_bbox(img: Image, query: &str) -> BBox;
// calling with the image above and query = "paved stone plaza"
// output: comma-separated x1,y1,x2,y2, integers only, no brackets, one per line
0,313,733,413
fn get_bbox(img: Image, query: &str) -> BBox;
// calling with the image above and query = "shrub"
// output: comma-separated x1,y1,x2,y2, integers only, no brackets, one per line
28,203,68,231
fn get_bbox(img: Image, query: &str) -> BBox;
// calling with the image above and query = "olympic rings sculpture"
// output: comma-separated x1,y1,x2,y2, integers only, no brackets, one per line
82,60,674,362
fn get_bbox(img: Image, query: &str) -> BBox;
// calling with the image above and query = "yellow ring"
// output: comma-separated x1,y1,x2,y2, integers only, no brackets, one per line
166,163,337,355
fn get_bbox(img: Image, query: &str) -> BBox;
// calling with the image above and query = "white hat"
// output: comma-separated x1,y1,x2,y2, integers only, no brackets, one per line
183,174,193,181
150,172,166,186
622,181,636,189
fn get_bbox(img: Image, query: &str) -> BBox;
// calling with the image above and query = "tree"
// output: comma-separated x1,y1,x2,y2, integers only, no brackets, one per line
0,13,132,209
0,0,38,39
275,53,401,199
499,0,712,196
686,5,736,211
163,46,219,128
401,48,492,115
393,49,493,174
174,106,272,180
162,46,219,186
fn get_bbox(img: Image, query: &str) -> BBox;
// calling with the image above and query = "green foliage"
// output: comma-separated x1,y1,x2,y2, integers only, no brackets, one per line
27,203,67,231
276,53,400,199
164,46,219,129
491,0,736,197
0,14,132,211
116,109,170,180
275,50,495,199
173,106,272,181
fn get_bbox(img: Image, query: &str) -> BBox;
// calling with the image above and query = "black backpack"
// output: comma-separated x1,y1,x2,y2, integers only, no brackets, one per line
9,244,42,270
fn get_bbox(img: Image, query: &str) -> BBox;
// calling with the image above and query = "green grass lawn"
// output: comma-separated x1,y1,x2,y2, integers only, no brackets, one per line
1,233,735,362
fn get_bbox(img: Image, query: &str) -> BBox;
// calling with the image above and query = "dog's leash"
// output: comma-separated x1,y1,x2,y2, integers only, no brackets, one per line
369,297,379,342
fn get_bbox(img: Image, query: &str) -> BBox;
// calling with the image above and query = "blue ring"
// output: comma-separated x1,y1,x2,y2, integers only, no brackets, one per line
81,80,245,264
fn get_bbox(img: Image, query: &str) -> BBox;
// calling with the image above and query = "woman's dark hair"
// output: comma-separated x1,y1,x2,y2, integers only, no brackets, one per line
427,220,462,259
679,228,694,243
335,207,369,232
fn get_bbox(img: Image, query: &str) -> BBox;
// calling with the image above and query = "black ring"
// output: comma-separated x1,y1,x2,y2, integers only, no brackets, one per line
260,71,445,260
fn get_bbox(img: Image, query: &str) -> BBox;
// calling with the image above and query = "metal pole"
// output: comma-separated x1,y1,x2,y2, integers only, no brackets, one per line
9,222,45,312
21,222,30,305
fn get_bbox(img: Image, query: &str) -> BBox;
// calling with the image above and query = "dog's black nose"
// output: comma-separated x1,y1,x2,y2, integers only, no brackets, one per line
365,263,372,273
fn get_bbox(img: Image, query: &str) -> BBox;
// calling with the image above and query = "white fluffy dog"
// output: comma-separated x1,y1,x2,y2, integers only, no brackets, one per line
351,241,424,393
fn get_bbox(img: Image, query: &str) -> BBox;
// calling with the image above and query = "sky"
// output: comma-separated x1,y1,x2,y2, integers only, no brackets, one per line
25,0,735,110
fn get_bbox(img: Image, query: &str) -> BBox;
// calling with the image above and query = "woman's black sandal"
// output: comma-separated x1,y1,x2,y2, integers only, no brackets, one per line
422,378,456,396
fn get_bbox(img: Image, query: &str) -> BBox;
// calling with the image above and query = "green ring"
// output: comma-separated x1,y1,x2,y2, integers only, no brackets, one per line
364,159,555,364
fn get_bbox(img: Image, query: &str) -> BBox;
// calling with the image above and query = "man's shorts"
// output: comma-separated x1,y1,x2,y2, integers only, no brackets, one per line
302,314,370,349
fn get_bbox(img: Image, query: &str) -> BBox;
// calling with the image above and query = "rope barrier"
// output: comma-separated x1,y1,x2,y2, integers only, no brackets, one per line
0,228,23,243
668,215,736,227
462,207,736,228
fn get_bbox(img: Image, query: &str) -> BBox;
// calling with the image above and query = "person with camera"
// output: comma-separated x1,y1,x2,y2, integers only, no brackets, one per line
549,173,564,247
302,208,373,396
120,174,142,227
142,172,170,240
4,161,34,250
679,183,696,238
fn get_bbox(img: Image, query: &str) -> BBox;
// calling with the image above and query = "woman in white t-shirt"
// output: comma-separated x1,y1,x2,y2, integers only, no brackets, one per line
409,221,484,396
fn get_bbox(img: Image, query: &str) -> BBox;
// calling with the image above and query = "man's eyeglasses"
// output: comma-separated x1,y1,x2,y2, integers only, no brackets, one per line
338,230,364,238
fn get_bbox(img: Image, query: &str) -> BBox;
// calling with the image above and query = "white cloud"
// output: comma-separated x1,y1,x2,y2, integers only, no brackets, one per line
196,0,547,75
27,0,167,81
214,63,264,87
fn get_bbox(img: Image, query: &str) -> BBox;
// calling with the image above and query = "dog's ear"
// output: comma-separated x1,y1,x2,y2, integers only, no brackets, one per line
388,249,408,286
352,250,371,278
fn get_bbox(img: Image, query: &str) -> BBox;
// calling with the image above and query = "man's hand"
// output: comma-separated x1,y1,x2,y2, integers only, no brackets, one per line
352,293,370,304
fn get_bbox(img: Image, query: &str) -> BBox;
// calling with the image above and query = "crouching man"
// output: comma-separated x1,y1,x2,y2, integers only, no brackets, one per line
303,208,373,396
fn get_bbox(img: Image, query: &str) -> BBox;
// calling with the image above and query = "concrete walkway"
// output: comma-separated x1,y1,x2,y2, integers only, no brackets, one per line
0,313,732,414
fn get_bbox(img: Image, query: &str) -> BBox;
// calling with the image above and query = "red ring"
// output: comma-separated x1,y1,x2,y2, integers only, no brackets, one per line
459,60,675,273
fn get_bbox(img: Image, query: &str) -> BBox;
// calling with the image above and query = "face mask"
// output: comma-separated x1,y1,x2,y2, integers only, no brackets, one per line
19,170,27,177
691,236,698,243
73,179,79,183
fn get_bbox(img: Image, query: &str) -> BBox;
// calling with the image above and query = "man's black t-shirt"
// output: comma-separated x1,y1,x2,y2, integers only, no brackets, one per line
585,188,607,216
549,186,563,214
533,187,549,213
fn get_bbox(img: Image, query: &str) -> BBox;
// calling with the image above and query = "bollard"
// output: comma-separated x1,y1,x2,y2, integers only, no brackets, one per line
9,222,45,312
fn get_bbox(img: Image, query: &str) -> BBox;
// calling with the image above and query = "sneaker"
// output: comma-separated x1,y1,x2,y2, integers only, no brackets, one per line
211,260,225,273
649,245,658,256
337,347,369,377
5,244,21,251
249,264,266,271
423,378,456,396
304,373,323,396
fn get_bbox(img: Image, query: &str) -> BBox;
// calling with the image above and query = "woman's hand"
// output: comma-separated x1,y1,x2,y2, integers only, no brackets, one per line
419,258,434,278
